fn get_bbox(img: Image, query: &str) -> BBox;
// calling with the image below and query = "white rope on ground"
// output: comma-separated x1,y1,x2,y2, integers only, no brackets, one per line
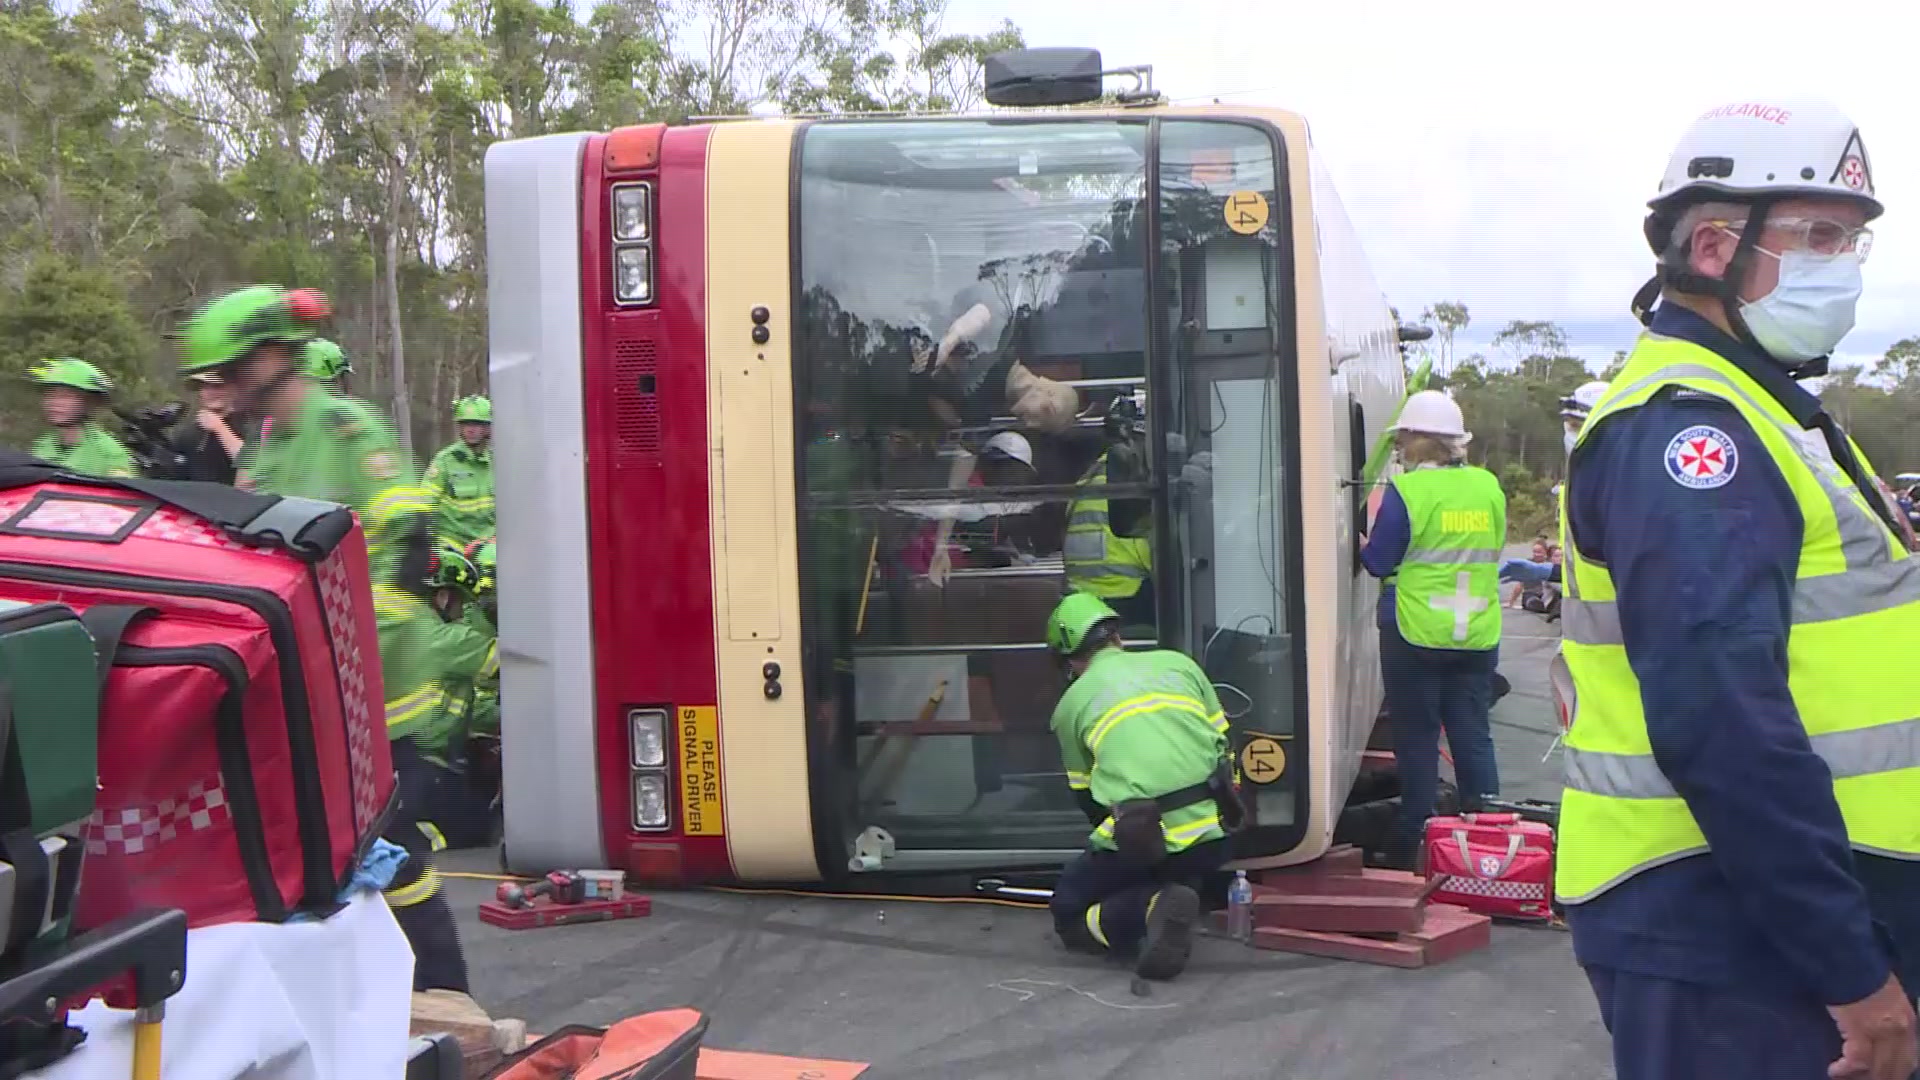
990,979,1181,1012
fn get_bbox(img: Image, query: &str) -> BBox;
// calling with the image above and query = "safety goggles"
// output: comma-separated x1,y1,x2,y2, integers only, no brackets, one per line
1712,217,1874,262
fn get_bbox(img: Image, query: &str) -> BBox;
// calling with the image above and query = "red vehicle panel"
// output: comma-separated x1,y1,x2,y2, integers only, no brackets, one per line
580,126,731,884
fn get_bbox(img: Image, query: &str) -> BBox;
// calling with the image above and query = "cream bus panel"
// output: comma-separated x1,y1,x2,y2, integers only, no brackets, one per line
705,119,818,881
484,132,608,873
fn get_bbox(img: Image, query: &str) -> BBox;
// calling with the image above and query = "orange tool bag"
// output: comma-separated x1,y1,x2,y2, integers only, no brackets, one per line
484,1009,709,1080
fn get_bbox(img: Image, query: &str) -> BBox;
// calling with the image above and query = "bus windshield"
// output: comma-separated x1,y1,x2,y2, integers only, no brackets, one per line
795,117,1298,867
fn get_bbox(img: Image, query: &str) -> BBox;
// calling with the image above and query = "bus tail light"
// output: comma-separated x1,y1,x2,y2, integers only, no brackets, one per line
628,707,671,831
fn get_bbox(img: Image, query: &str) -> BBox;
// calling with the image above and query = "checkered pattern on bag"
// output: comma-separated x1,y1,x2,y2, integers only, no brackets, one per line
1435,875,1547,901
85,776,230,855
133,506,252,551
315,548,383,833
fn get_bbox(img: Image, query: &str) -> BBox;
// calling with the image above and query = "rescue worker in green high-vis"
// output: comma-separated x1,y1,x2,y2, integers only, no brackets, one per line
302,338,352,390
177,284,471,994
1358,389,1505,870
1044,593,1240,982
28,359,138,478
389,543,501,849
1064,398,1154,629
423,397,494,550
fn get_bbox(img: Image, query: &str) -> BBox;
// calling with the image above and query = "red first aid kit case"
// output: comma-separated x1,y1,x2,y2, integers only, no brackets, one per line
1424,812,1555,921
0,452,393,932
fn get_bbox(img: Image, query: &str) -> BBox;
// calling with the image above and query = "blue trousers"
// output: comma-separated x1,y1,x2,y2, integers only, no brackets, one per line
1379,625,1499,861
1586,967,1849,1080
1051,839,1229,955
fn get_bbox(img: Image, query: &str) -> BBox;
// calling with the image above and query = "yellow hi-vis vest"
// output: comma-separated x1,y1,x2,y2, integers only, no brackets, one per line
1388,465,1506,650
1064,452,1151,600
1554,333,1920,905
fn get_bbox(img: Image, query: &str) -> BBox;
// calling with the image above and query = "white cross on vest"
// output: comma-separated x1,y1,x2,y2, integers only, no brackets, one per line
1430,570,1488,642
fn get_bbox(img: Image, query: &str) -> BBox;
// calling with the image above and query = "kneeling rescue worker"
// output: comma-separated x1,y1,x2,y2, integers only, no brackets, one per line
178,284,471,994
1560,98,1919,1080
395,543,502,849
1044,593,1241,981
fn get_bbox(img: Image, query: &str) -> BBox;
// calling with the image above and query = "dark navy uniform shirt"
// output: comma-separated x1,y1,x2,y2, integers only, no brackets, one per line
1360,482,1411,629
1564,303,1916,1007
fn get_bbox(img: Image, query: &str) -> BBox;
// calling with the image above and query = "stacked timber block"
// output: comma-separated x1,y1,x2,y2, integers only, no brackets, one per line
1224,844,1492,969
410,989,529,1076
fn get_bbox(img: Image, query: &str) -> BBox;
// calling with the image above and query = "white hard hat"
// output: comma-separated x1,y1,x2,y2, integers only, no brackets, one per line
1390,390,1468,440
1649,98,1880,219
1559,380,1608,419
981,430,1034,468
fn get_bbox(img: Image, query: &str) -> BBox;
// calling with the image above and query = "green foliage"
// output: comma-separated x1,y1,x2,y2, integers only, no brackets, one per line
0,255,161,444
0,0,1022,452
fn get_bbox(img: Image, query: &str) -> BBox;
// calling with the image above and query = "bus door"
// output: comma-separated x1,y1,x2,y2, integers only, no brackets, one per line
792,116,1303,876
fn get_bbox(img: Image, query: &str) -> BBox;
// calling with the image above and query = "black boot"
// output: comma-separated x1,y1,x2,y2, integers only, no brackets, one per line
1136,885,1199,981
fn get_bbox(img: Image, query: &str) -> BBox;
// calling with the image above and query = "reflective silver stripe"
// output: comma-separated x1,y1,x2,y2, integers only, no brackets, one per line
1605,360,1895,572
1067,510,1110,528
1563,559,1920,647
1563,358,1917,647
1796,559,1920,623
1561,598,1619,647
1403,546,1500,565
1066,561,1149,581
1064,531,1107,561
1565,715,1920,799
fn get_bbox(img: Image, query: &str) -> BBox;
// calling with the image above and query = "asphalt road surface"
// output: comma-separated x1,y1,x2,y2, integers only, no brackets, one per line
449,607,1612,1079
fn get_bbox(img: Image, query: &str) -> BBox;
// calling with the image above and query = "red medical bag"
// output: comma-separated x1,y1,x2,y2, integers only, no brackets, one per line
1424,812,1555,921
0,453,393,931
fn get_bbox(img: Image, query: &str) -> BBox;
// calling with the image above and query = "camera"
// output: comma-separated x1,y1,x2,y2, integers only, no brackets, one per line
112,402,190,479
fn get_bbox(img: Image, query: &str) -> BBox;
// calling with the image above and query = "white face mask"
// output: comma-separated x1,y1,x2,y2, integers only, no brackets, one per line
1564,429,1579,456
1739,249,1863,364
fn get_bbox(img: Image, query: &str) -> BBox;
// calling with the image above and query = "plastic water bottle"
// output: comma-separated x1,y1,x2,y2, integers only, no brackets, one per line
1226,870,1254,942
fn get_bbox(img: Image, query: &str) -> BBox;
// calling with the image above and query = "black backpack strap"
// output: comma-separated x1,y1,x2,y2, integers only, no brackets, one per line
78,606,154,693
0,453,352,562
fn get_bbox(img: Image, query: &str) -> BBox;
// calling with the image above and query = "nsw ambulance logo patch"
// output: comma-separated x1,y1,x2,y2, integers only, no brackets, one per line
1664,425,1737,490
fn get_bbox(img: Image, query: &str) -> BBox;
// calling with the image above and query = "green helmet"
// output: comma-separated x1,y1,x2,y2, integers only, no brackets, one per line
1046,593,1121,656
453,395,492,424
303,339,351,381
429,545,483,597
466,536,496,594
29,358,113,394
178,285,328,375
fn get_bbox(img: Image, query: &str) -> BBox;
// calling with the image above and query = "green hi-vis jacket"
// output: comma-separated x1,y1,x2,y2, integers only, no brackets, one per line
238,385,498,752
1063,452,1151,601
1388,464,1506,650
423,442,494,550
33,423,137,478
1051,647,1230,853
237,387,422,586
373,583,499,757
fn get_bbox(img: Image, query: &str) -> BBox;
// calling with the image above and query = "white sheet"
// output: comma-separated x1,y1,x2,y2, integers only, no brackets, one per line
35,890,413,1080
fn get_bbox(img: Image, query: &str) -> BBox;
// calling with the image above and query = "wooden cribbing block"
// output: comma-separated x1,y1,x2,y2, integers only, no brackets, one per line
1252,893,1426,935
1233,843,1365,876
1254,867,1435,898
1248,902,1494,968
1251,925,1428,968
697,1048,870,1079
1403,903,1492,965
410,989,526,1077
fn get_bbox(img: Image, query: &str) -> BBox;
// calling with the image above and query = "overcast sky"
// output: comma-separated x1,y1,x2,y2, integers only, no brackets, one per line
943,0,1919,371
